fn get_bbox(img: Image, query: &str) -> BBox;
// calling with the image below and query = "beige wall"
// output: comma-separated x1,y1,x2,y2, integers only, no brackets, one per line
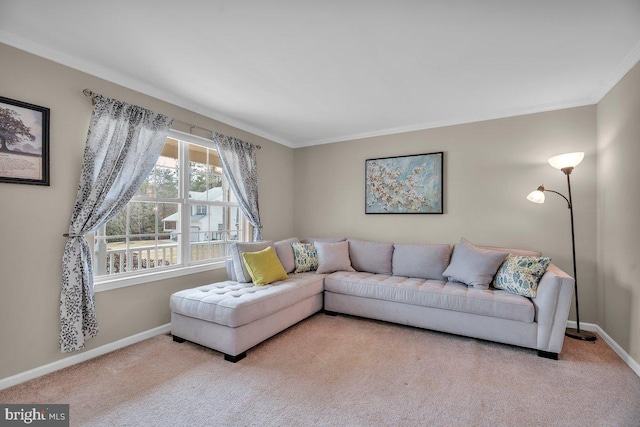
293,107,598,324
596,60,640,365
0,43,294,380
2,38,638,381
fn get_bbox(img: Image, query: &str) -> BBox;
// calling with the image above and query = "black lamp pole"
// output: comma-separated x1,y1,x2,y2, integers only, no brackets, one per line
561,167,596,341
538,167,596,341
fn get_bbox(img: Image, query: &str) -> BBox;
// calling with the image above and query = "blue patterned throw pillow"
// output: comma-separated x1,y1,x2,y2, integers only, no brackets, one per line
291,242,319,273
493,255,551,298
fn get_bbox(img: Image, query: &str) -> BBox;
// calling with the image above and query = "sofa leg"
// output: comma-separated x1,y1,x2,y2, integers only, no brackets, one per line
224,352,246,363
172,335,185,343
537,350,558,360
324,310,338,316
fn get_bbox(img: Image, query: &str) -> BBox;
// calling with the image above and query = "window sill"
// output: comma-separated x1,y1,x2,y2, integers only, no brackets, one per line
94,261,227,293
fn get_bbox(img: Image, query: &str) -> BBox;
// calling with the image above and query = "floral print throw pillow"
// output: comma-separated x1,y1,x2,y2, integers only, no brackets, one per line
493,255,552,298
291,242,319,273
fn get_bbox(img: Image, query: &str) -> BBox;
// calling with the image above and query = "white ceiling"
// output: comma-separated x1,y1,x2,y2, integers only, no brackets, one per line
1,1,640,148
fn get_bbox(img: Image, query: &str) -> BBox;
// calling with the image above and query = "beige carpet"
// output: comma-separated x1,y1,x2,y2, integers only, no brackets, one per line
2,313,639,426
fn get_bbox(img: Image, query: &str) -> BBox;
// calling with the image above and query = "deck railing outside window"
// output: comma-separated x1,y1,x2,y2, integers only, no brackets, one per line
96,238,239,276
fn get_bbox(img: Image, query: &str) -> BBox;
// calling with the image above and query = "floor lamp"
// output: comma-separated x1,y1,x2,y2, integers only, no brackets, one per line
527,152,597,342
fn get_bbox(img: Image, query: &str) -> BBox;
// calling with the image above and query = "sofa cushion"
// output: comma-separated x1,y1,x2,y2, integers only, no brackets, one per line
315,241,355,274
392,243,451,280
291,242,319,273
230,241,275,283
493,255,552,298
442,238,509,290
274,237,299,273
170,273,325,328
324,271,534,323
349,239,394,275
242,246,289,286
299,237,347,244
481,245,542,257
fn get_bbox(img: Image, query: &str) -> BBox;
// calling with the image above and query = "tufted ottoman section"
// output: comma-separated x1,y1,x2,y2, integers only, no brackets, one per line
171,274,324,328
170,272,325,362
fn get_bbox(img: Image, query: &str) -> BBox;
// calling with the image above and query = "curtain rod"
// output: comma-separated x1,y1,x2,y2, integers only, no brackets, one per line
82,88,261,149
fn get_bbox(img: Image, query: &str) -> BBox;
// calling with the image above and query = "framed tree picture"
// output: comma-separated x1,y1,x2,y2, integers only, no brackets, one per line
0,96,50,186
366,151,443,214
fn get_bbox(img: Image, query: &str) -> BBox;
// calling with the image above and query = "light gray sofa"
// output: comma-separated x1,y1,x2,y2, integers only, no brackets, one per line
170,237,574,362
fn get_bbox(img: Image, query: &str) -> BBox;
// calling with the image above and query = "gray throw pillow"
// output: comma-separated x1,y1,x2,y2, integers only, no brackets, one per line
392,243,451,280
230,241,275,282
349,239,394,275
315,241,355,274
442,238,509,289
274,237,299,273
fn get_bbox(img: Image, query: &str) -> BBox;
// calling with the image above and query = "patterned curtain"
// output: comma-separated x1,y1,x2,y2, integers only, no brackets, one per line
60,95,173,353
213,133,263,241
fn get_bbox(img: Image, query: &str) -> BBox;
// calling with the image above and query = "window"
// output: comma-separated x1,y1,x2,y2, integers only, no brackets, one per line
93,132,248,281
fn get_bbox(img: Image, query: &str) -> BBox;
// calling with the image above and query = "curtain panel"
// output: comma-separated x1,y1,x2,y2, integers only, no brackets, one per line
60,95,172,353
213,133,263,241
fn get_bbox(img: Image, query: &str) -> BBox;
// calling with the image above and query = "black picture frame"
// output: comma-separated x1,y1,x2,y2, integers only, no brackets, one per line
0,96,50,186
365,151,443,214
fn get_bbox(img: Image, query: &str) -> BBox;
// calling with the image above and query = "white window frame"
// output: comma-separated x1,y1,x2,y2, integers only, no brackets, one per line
94,129,249,292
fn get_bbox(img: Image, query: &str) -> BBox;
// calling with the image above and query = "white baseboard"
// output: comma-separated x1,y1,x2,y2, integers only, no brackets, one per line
567,320,640,378
566,320,598,332
2,320,638,390
0,323,172,391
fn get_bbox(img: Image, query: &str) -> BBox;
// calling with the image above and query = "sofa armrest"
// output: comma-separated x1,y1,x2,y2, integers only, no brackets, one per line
531,263,574,353
225,259,237,282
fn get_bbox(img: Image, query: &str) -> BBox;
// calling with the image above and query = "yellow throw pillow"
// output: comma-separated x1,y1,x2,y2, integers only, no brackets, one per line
242,246,288,286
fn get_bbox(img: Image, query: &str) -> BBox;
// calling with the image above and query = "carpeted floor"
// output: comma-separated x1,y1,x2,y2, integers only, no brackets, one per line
1,313,639,426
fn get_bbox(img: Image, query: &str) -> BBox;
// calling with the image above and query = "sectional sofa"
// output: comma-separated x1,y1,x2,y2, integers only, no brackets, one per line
170,237,574,362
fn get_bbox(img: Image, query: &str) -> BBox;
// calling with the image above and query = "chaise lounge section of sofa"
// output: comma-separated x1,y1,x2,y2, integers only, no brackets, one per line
170,237,574,362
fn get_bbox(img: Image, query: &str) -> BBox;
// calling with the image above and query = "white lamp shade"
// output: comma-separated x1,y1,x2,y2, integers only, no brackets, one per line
548,152,584,170
527,190,545,203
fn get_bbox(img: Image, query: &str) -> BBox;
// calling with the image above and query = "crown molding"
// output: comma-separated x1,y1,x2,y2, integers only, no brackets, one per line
295,97,596,148
0,30,295,149
2,28,638,150
590,39,640,103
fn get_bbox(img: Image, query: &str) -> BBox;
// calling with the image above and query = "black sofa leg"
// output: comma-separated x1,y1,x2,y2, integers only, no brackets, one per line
173,336,245,363
224,352,246,363
537,350,558,360
324,310,338,316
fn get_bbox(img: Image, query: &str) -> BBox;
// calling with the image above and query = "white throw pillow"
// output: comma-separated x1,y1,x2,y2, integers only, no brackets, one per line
274,237,300,273
315,241,355,274
230,241,275,282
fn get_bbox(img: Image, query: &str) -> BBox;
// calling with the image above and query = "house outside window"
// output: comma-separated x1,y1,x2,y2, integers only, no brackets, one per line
93,132,248,281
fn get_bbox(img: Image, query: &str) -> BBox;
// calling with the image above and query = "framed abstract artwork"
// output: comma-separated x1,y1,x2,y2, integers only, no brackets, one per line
0,96,50,186
365,152,443,214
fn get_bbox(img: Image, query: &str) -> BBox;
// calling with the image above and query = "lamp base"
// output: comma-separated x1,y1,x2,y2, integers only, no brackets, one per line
565,328,597,342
